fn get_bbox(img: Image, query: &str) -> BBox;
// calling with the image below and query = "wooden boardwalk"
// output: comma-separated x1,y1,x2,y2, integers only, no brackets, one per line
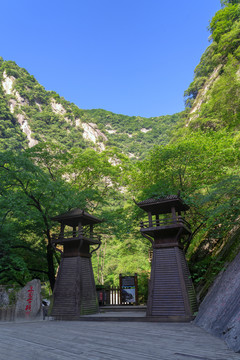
0,318,239,360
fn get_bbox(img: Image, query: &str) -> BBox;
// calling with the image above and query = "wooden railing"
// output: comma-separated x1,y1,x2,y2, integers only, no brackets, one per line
52,230,100,243
140,216,191,229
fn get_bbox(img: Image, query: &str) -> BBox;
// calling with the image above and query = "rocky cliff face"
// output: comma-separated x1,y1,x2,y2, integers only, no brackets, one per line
2,70,38,148
195,250,240,353
184,3,240,131
186,64,222,126
0,68,107,151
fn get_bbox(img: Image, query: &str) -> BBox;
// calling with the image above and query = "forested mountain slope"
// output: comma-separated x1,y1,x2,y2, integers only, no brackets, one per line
1,0,240,303
185,1,240,129
0,57,182,158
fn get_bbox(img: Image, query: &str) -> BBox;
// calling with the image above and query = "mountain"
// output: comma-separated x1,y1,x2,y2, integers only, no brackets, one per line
1,0,240,312
0,57,182,159
184,1,240,130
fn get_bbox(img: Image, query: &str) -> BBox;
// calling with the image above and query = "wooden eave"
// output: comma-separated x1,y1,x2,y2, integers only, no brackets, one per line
51,208,102,227
140,223,191,237
136,197,189,215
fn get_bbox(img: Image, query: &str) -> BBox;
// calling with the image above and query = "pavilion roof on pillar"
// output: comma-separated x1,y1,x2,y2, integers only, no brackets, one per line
51,208,102,226
136,195,189,215
136,196,191,237
51,208,102,246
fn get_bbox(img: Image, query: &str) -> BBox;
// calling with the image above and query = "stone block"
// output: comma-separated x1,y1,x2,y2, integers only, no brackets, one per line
0,288,9,307
15,279,42,319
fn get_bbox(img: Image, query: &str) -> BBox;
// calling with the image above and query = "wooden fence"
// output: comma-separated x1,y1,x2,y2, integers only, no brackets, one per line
97,286,121,305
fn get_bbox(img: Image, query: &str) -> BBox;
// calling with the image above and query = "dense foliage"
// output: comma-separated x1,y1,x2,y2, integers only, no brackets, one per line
0,145,130,288
83,109,183,159
185,2,240,126
127,129,240,299
0,57,181,158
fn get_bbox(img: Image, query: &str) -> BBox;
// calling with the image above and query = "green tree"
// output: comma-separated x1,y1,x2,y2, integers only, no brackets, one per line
0,144,130,290
209,3,240,43
0,150,81,289
221,0,240,7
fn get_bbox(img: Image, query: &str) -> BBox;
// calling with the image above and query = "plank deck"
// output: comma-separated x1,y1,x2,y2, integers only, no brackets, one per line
0,318,239,360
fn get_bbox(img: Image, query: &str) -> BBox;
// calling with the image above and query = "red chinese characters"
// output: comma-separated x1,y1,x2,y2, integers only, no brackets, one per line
25,286,34,316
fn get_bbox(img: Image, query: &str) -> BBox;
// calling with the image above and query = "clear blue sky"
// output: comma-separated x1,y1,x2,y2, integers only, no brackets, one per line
0,0,221,118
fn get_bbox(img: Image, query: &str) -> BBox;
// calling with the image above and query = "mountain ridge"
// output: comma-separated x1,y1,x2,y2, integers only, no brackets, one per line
0,57,182,158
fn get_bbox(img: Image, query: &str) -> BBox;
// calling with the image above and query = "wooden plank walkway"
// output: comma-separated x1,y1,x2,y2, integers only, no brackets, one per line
0,318,239,360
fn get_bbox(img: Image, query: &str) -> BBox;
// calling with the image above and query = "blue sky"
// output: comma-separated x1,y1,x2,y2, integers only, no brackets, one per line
0,0,221,118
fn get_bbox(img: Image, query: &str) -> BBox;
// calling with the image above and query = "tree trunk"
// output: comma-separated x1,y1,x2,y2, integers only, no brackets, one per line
47,243,55,291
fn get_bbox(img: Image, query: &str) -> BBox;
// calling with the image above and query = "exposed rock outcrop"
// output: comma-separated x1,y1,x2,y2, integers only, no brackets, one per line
16,114,38,148
2,70,15,94
141,128,152,133
81,122,107,151
50,99,66,115
186,64,222,126
2,71,37,147
195,250,240,353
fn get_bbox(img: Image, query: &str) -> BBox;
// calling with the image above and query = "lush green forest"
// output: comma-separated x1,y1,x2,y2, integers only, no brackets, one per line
1,0,240,303
0,57,182,158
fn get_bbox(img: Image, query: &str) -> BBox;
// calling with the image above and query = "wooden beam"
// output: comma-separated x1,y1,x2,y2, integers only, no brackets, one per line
148,212,153,227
